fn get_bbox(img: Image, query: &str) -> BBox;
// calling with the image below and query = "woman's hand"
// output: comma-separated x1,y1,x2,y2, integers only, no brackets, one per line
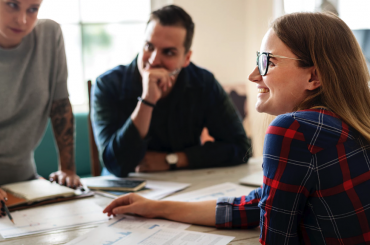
0,188,8,218
103,193,160,219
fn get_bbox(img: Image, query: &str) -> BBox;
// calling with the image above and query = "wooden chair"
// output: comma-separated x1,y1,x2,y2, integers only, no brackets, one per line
87,80,101,176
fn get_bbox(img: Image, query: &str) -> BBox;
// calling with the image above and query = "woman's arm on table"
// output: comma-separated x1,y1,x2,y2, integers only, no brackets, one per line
103,193,217,226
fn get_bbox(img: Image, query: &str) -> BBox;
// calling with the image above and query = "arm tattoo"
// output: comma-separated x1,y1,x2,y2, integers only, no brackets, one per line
50,98,75,171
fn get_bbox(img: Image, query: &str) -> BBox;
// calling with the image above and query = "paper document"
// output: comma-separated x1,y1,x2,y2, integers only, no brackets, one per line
164,182,256,202
0,199,108,238
66,215,234,245
82,176,190,200
136,180,190,200
239,170,264,187
105,214,190,230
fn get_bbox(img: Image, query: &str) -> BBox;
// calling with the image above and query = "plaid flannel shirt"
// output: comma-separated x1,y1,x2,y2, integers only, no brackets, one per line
216,109,370,244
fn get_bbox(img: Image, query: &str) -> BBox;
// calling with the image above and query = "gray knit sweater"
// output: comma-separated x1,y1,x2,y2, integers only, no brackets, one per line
0,19,69,185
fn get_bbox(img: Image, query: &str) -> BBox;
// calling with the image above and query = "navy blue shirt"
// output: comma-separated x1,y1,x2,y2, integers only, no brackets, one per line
91,57,251,177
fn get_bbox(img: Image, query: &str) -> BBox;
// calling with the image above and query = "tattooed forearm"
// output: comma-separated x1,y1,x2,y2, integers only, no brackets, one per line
50,98,75,172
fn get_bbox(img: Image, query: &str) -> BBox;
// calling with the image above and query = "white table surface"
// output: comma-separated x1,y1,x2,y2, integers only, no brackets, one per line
0,157,263,245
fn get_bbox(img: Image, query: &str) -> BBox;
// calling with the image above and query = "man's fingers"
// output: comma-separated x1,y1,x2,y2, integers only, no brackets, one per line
148,71,167,85
158,75,171,89
136,162,149,172
139,165,149,172
162,76,169,91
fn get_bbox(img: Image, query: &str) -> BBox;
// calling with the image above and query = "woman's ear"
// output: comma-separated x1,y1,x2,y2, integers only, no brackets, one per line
307,67,321,91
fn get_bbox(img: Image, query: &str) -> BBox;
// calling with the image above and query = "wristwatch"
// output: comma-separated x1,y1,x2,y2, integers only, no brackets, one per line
166,153,178,170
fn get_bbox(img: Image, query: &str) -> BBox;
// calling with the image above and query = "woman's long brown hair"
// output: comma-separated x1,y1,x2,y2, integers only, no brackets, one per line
272,12,370,143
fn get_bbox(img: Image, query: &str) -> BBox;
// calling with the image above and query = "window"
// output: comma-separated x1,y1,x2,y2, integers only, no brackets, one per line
38,0,151,112
283,0,316,13
338,0,370,30
283,0,370,27
283,0,370,72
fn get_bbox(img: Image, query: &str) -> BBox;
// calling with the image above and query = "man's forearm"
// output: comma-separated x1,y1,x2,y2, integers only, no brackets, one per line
130,101,154,138
176,152,189,168
50,98,75,172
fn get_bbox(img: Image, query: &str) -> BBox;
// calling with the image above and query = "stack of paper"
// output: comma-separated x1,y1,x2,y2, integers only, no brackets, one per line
0,199,108,238
66,214,234,245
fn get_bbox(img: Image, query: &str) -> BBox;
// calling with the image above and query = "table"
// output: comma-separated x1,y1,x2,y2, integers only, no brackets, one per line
0,157,263,245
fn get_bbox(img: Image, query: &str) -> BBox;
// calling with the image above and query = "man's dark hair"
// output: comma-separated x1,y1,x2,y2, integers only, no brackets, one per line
149,5,195,53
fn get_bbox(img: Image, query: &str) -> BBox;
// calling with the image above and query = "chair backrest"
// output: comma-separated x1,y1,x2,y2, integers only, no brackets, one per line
87,80,101,176
35,113,92,178
200,84,247,145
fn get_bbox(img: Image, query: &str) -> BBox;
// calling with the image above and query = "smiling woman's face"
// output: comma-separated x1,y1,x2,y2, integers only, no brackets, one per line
0,0,42,48
248,28,318,116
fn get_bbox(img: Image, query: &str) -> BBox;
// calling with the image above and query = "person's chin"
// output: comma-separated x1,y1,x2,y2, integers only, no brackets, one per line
255,100,266,113
2,37,22,48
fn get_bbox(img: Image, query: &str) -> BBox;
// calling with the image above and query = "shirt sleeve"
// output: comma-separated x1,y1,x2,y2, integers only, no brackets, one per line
184,76,251,168
216,188,261,229
51,22,69,101
91,76,147,177
258,114,315,244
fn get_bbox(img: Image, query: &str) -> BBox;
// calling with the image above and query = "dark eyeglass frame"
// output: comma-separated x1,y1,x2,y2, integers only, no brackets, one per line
256,51,302,76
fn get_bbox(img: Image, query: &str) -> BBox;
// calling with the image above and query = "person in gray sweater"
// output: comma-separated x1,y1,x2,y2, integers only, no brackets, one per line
0,0,81,204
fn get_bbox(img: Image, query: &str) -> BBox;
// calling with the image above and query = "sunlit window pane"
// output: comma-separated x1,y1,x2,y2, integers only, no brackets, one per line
82,23,146,83
338,0,370,29
284,0,315,13
61,25,85,105
37,0,150,111
38,0,80,24
80,0,150,23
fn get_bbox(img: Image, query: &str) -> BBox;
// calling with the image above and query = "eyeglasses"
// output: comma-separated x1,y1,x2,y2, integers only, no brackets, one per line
256,51,302,76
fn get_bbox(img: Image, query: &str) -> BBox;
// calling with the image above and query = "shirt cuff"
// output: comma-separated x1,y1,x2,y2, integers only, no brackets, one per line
215,196,235,228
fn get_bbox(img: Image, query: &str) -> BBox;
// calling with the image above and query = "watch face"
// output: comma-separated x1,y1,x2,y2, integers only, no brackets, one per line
166,154,178,164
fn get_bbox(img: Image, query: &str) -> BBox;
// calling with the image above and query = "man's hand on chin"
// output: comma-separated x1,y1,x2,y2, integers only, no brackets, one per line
135,151,169,172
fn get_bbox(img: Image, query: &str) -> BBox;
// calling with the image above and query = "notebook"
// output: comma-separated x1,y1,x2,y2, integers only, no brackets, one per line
84,179,146,192
1,179,76,208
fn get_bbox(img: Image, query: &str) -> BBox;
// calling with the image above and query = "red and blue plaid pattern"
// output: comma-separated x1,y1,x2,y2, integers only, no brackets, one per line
216,109,370,244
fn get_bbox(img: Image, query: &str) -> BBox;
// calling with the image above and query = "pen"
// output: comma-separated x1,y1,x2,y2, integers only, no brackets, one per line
1,200,14,224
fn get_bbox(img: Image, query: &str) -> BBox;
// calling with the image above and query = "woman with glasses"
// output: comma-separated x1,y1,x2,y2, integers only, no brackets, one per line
0,0,81,206
103,12,370,244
